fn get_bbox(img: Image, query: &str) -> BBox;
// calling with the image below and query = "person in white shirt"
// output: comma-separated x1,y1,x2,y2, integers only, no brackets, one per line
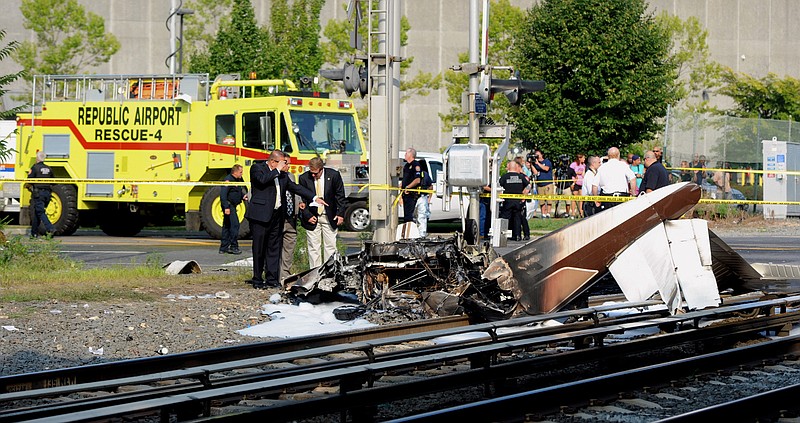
582,156,601,217
591,147,636,211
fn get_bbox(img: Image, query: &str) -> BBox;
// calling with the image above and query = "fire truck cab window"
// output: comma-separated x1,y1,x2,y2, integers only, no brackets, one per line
290,111,362,155
242,112,275,151
215,115,235,145
279,113,292,153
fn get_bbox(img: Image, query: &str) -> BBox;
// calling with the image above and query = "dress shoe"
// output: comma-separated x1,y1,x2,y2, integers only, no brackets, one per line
523,236,531,241
253,280,281,290
228,248,242,255
245,278,263,285
219,249,228,254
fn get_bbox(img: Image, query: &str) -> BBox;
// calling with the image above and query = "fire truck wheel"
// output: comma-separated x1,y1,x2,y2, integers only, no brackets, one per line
200,187,251,240
343,201,369,232
41,185,79,236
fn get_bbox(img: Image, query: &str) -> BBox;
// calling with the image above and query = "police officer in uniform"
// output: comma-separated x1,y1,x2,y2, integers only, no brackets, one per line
219,164,246,254
401,148,422,224
27,151,55,237
498,160,528,241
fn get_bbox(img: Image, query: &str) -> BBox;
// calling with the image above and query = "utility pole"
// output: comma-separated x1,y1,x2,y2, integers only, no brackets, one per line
368,0,402,243
168,0,178,74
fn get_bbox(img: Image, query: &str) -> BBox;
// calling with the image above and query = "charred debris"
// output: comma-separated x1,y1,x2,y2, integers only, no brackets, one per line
284,235,549,323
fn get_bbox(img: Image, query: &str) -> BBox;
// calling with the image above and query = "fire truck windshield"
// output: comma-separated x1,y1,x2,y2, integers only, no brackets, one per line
290,111,362,155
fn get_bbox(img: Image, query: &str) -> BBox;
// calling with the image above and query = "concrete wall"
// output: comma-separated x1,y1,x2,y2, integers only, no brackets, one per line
2,0,799,153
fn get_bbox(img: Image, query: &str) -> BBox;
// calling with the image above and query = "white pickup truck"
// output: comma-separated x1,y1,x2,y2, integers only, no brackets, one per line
404,151,468,223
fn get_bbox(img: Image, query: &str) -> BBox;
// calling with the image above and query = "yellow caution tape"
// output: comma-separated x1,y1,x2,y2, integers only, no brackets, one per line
5,178,800,207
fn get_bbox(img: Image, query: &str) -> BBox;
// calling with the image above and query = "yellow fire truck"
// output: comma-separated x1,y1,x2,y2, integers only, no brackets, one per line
15,74,369,238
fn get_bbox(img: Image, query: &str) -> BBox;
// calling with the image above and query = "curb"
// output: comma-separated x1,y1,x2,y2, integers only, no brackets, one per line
1,226,29,236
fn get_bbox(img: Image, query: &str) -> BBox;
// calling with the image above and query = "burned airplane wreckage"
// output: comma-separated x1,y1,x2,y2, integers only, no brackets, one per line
285,182,799,322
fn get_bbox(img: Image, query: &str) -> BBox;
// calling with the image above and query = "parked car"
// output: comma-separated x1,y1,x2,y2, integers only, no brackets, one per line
699,181,748,210
401,151,467,223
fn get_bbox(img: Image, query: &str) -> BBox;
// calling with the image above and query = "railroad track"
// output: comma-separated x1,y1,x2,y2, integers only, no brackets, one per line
2,294,799,422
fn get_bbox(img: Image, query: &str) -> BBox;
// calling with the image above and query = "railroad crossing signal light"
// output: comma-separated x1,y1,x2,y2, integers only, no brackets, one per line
320,63,369,98
479,71,545,106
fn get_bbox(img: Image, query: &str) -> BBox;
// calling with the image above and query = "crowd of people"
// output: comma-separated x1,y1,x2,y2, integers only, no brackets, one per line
489,146,678,241
215,150,343,290
203,144,719,290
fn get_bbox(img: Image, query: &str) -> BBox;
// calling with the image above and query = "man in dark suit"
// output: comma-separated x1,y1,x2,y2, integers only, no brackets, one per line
280,154,300,284
245,150,325,289
298,157,348,268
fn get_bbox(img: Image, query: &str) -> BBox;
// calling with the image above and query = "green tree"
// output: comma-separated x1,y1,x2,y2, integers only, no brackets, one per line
203,0,268,79
657,13,722,110
0,29,26,161
188,0,325,83
511,0,678,158
320,5,440,99
13,0,120,78
718,70,800,120
183,0,234,73
266,0,326,81
439,0,524,130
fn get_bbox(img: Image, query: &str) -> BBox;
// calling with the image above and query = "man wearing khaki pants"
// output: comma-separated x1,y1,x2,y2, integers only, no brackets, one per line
298,157,348,268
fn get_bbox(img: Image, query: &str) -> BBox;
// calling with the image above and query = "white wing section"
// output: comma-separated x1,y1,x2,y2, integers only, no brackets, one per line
610,219,720,314
610,224,681,312
665,219,721,310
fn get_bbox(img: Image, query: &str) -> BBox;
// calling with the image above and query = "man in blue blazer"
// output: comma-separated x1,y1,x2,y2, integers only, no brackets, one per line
245,150,325,289
298,157,348,268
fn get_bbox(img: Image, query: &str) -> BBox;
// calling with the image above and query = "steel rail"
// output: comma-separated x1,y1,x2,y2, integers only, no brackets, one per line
654,383,800,422
0,303,667,421
0,314,470,394
194,306,800,422
383,334,800,422
0,300,665,396
7,296,799,423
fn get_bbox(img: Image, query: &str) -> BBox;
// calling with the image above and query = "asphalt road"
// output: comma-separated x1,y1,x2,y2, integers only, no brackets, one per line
4,225,798,270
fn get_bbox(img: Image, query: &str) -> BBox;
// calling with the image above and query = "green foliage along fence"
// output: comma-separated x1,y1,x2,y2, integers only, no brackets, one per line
662,110,800,200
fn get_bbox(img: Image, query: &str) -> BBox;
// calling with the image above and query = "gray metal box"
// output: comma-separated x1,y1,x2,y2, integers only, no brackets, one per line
446,143,489,187
762,138,800,218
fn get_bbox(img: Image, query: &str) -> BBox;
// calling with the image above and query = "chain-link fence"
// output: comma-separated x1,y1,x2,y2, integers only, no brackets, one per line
660,110,800,202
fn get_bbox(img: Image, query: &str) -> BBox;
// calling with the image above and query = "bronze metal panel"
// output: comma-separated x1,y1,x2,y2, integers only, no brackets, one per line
500,183,702,314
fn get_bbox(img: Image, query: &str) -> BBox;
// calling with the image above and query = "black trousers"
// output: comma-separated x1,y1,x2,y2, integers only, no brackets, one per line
249,208,284,285
402,193,418,223
31,190,54,235
600,192,630,211
501,201,522,240
220,205,240,251
519,204,530,238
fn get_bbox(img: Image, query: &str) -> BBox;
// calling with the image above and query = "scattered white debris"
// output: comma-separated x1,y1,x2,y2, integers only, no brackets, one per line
163,260,201,275
88,347,104,355
49,309,62,314
269,293,282,304
2,325,19,332
157,346,169,355
165,293,231,300
238,302,376,338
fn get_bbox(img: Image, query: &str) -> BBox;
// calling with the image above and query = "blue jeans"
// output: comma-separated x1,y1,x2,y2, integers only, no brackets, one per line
31,190,54,235
415,195,430,236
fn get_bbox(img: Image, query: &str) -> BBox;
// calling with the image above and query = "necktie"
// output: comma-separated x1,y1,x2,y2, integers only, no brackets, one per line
315,177,325,214
286,189,294,216
274,177,282,210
